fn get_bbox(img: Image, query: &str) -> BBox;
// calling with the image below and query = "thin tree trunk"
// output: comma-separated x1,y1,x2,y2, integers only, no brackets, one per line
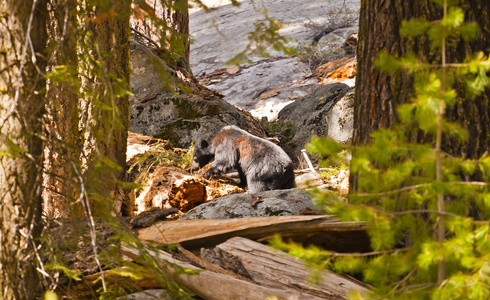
0,0,48,298
132,0,191,72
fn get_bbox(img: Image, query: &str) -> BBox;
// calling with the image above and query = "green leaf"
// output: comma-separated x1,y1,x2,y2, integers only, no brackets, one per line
400,18,430,37
375,51,401,73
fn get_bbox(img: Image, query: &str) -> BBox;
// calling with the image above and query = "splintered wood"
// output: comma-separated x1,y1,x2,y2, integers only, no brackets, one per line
216,237,369,299
130,166,243,215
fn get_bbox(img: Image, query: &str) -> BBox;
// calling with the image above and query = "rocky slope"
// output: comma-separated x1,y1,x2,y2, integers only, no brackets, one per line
190,0,360,120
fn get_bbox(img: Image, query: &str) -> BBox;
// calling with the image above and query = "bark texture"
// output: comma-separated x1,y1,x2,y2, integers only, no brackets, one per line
354,0,490,159
0,0,47,298
43,0,80,218
66,0,132,214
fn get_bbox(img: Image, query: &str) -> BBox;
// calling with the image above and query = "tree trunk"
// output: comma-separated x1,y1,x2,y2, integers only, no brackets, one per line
78,0,131,214
164,0,191,71
132,0,191,72
352,0,490,188
43,0,81,218
92,1,131,174
43,0,131,217
0,0,47,298
354,0,489,151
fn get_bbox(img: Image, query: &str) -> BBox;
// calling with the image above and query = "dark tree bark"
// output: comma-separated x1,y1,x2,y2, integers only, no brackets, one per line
354,0,490,154
352,0,490,190
0,0,48,298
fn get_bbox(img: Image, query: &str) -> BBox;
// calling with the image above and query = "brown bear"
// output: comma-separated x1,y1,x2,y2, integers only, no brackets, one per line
191,125,295,193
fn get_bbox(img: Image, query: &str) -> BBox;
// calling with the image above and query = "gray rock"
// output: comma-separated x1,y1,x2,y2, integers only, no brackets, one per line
116,289,170,300
130,41,179,102
189,0,360,120
180,188,314,220
129,40,266,148
206,58,320,116
276,83,351,159
324,87,354,144
190,0,360,75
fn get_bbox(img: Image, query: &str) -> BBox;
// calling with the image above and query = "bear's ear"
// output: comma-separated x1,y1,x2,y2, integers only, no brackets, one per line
200,139,209,148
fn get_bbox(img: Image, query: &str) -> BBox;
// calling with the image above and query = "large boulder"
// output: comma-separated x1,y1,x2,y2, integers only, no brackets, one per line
180,188,315,220
129,40,266,148
276,83,353,160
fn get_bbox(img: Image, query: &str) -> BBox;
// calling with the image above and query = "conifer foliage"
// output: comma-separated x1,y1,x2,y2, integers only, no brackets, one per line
299,0,490,299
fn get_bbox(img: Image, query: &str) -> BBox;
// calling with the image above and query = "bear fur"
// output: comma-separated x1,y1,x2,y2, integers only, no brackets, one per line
191,125,295,193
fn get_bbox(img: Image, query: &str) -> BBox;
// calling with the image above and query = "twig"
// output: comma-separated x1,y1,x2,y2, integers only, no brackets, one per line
391,210,460,218
301,149,316,172
328,247,410,258
356,181,490,197
390,267,417,295
71,161,107,292
131,27,160,49
356,183,430,197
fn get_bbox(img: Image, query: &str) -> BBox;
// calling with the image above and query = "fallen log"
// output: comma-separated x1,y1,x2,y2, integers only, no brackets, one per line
121,245,325,300
137,215,370,252
216,237,369,299
176,245,253,283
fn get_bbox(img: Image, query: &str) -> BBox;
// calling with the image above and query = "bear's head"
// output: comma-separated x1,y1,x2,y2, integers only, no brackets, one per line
190,139,214,171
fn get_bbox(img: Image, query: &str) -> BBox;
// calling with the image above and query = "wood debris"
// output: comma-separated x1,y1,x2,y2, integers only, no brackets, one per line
137,215,370,252
122,244,327,300
118,227,369,299
259,90,280,99
216,237,369,299
58,215,371,299
313,56,357,84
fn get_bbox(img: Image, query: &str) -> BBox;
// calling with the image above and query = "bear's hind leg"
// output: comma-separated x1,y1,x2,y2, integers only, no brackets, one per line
246,176,267,194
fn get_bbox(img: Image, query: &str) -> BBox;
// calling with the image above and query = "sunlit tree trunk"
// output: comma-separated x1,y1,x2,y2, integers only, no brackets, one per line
78,0,131,214
43,0,80,218
0,0,48,298
352,0,490,189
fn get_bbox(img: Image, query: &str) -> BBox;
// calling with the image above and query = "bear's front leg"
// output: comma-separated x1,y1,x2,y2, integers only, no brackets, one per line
202,168,215,179
203,160,231,179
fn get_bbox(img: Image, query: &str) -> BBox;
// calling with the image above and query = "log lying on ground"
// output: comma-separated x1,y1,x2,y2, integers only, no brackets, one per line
138,215,370,252
216,237,369,299
121,244,325,300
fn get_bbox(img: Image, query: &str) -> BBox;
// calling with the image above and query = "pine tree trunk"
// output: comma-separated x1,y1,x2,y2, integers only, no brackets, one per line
352,0,490,188
43,0,80,218
92,1,131,174
0,0,47,298
354,0,490,152
77,0,131,213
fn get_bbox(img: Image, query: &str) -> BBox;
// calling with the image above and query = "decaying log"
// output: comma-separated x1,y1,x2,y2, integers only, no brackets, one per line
217,237,369,299
121,245,326,300
200,247,253,280
138,215,370,252
176,245,253,283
